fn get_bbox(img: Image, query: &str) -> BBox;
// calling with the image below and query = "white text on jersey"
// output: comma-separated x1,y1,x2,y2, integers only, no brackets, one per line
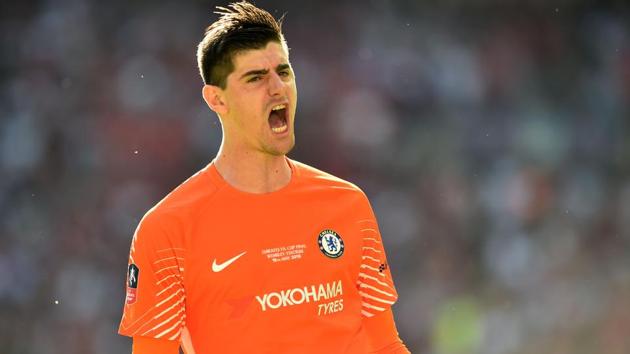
255,280,343,312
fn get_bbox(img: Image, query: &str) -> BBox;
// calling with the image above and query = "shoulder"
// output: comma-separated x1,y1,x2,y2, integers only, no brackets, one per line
291,159,361,190
290,159,379,225
290,159,370,202
140,165,219,230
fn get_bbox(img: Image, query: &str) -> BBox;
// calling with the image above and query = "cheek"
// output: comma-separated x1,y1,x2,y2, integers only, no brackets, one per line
233,97,257,118
290,85,298,117
290,82,297,96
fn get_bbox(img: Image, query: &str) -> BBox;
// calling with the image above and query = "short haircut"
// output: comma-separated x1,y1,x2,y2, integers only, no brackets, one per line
196,1,286,89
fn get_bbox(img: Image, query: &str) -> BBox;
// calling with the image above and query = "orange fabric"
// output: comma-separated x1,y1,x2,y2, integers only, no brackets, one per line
132,326,195,354
364,309,410,353
372,342,411,354
132,336,178,354
119,158,401,353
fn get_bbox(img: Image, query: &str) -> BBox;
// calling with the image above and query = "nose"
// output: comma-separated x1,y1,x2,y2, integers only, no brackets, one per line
267,72,284,97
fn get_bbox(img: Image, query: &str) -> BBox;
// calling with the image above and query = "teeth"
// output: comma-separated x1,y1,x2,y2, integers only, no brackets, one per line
271,104,287,111
271,124,288,133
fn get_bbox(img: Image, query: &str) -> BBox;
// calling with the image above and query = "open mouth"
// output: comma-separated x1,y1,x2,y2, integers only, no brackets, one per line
268,104,288,134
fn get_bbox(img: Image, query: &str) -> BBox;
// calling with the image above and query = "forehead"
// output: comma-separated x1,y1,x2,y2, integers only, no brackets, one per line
231,41,289,73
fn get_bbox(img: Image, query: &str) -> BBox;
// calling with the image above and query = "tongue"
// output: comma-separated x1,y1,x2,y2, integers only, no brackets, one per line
269,110,286,128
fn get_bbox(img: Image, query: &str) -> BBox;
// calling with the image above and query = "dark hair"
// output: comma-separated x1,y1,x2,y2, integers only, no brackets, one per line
196,1,286,89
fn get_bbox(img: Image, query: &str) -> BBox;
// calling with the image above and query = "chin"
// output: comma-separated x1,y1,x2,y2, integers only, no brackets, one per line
264,137,295,156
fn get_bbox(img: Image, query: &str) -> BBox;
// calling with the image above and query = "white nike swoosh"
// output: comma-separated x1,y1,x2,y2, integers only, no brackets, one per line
212,251,247,272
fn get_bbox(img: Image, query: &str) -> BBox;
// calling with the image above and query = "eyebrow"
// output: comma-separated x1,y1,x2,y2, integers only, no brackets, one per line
277,63,290,72
240,63,291,80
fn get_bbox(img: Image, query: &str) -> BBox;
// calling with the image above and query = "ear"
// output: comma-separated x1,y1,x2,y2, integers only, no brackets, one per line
202,85,228,115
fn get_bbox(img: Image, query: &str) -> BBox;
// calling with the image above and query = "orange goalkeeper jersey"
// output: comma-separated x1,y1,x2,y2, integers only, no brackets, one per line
118,158,400,353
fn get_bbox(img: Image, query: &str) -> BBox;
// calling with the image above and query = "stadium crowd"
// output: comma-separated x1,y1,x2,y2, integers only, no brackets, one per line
1,0,629,353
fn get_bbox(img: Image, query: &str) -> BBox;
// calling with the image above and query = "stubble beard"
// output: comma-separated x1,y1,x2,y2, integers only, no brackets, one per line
261,133,295,157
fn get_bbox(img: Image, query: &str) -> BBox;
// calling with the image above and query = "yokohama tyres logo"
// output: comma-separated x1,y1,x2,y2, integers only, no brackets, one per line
255,280,343,312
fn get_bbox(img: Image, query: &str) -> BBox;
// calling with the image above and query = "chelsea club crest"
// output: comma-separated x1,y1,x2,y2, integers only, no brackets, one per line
318,229,345,258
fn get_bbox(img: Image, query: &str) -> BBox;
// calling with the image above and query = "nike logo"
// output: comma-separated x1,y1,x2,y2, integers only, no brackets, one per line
212,251,247,272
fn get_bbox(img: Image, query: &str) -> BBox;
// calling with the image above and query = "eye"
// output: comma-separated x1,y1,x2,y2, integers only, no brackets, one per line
247,76,262,83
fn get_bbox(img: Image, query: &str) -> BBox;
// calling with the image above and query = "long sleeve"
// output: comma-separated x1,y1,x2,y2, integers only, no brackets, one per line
356,199,399,318
119,212,187,341
355,192,410,353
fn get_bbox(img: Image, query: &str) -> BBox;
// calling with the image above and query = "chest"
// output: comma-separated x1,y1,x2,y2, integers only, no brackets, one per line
182,196,363,310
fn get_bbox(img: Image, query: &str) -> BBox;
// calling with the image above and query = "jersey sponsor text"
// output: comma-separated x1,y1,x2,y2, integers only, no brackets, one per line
255,280,343,312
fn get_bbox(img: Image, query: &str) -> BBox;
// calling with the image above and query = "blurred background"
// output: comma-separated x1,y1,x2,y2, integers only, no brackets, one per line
1,0,629,353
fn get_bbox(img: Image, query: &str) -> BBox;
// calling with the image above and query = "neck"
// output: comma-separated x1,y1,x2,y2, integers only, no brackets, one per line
214,143,292,194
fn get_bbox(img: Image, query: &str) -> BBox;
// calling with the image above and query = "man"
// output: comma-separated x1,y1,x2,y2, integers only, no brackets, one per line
118,2,410,353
